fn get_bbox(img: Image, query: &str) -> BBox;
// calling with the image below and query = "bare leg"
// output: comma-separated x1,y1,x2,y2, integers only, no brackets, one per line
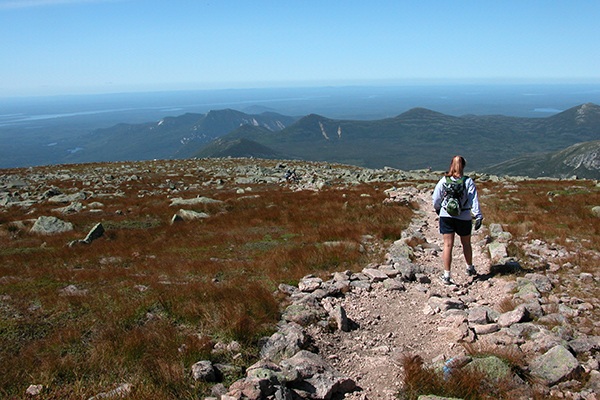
442,233,455,272
460,234,472,266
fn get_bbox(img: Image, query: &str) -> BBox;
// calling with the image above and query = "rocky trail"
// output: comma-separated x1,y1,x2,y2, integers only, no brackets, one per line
221,186,600,400
308,190,502,399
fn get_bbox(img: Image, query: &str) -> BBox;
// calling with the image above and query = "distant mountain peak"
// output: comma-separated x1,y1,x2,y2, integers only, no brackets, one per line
576,103,600,123
396,107,447,119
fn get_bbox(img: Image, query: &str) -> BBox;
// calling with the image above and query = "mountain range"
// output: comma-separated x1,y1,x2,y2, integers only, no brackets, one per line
63,109,298,163
194,103,600,176
61,103,600,178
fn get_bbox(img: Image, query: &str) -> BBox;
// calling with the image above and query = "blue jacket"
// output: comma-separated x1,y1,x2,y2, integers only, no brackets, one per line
432,176,482,221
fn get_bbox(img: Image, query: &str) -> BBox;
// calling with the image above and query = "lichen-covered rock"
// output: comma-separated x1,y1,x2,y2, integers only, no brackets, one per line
465,356,512,382
259,323,308,363
191,360,216,382
529,345,583,386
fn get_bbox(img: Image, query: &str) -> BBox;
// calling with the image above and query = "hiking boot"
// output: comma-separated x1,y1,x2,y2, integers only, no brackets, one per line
440,275,452,285
466,265,477,276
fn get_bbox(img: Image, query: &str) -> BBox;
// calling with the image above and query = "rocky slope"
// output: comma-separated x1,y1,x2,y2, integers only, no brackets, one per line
483,139,600,179
2,158,600,399
207,187,600,399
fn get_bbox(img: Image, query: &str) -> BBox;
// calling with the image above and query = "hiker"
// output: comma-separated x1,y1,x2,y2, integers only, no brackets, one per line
432,155,483,285
285,169,298,183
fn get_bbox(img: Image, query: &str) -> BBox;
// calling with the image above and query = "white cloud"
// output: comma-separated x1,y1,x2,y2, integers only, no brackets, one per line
0,0,127,10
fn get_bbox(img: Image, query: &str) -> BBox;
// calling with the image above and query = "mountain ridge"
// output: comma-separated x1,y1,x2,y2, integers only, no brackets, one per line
194,103,600,173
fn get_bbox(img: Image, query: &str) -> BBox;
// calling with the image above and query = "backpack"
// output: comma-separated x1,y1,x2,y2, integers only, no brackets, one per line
442,176,468,216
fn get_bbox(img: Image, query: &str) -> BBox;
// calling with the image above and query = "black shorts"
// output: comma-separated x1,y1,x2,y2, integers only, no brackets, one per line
439,217,472,237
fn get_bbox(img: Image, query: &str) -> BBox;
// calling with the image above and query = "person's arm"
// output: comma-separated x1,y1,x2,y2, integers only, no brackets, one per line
467,179,483,227
432,179,444,214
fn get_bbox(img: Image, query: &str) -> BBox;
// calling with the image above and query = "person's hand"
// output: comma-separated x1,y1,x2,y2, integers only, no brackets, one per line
474,218,482,231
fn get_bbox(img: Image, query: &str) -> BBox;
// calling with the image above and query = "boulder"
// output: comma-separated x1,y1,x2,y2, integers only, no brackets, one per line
465,356,512,382
30,216,73,235
529,345,583,386
280,351,356,399
523,273,552,293
83,223,105,243
170,196,222,206
178,209,210,220
259,323,308,363
498,306,530,327
191,360,216,382
488,242,508,262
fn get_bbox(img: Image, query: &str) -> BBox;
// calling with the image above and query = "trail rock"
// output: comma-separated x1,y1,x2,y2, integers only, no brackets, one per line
488,242,508,262
427,297,465,313
465,356,512,382
361,268,388,282
329,305,349,332
498,306,530,327
529,345,583,386
280,350,356,399
387,240,414,262
524,273,553,293
515,278,542,298
395,260,421,281
569,337,600,355
259,323,308,363
383,278,406,291
299,276,323,292
467,308,489,325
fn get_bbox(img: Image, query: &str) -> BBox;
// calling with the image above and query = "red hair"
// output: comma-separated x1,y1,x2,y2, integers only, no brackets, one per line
446,156,466,178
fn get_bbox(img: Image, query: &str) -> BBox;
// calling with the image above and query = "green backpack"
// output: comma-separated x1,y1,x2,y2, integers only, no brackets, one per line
442,176,467,216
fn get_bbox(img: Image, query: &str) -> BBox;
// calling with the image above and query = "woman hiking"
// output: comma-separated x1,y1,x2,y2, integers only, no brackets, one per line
432,155,483,285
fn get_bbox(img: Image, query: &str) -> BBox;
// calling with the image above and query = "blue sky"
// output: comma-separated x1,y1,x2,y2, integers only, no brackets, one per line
1,0,600,97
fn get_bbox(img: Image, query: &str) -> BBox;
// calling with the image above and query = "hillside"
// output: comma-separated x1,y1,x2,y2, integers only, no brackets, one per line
195,103,600,172
484,139,600,179
62,109,297,163
1,158,600,399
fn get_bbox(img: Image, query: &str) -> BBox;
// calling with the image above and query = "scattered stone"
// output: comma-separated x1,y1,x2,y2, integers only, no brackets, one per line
87,383,133,400
30,216,73,235
59,285,88,296
178,209,210,220
170,196,222,206
191,360,217,382
26,384,43,396
280,350,356,400
329,305,349,332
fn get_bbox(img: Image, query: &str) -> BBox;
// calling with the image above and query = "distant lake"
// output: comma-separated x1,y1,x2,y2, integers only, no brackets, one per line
533,108,564,113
